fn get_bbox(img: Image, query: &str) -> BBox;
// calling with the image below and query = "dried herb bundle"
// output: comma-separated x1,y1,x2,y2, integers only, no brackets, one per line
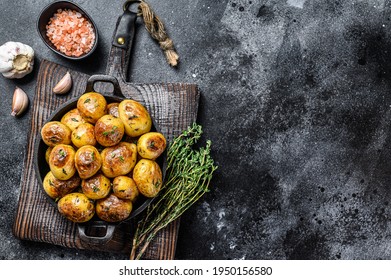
130,123,217,260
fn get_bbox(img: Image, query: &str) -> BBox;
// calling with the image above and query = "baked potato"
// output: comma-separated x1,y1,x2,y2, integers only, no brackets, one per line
57,192,95,223
100,142,137,178
74,145,102,179
60,108,87,131
96,194,132,223
77,92,107,124
41,121,72,147
107,102,119,118
81,173,111,200
71,123,96,148
137,132,167,160
43,171,80,199
49,144,76,180
94,115,125,147
45,146,53,164
112,176,139,202
133,159,163,198
118,99,152,137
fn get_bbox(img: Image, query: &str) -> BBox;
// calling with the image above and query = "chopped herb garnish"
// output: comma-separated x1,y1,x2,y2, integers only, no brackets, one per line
62,168,67,175
75,135,81,140
59,149,66,158
149,141,156,149
84,98,91,103
48,179,54,186
119,156,125,162
153,180,161,189
111,153,116,158
91,152,95,160
92,185,100,193
103,126,118,136
71,118,79,122
128,115,139,120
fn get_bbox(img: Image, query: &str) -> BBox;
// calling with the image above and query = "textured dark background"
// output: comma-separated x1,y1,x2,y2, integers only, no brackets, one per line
0,0,390,260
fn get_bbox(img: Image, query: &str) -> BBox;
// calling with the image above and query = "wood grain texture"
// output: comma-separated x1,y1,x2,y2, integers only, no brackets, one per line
12,59,199,259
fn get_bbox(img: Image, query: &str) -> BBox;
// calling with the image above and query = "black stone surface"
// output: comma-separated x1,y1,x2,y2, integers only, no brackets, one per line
0,0,390,260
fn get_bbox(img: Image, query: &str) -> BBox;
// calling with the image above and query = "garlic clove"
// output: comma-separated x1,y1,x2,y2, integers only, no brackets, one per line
53,71,72,94
11,87,29,117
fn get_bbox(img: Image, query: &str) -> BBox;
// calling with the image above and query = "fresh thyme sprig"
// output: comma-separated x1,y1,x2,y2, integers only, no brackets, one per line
130,123,218,260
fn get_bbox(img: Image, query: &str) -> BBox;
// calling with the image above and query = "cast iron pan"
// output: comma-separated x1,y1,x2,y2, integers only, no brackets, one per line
34,74,167,245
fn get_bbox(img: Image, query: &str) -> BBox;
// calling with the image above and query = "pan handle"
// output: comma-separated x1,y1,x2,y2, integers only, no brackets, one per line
85,74,124,98
105,3,138,83
78,221,116,245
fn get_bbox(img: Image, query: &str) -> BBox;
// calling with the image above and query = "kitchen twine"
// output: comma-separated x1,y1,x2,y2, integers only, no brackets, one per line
126,0,179,67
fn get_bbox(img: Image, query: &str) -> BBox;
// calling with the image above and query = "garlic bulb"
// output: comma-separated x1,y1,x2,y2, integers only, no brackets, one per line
0,41,34,79
11,87,29,117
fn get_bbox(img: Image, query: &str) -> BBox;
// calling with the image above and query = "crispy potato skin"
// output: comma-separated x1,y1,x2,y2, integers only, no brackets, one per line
58,193,95,223
101,142,137,178
133,159,163,198
107,103,119,118
118,100,152,137
94,115,125,147
112,176,139,201
45,146,53,164
60,108,87,131
75,145,102,179
41,121,72,147
81,173,111,200
77,92,107,124
137,132,167,160
49,144,76,180
71,123,96,148
96,194,132,222
43,171,81,199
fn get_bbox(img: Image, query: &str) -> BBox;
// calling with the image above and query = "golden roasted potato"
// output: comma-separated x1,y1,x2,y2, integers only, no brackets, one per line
94,115,125,147
112,176,139,202
137,132,167,160
75,145,102,179
41,121,72,147
81,173,111,200
43,171,80,199
107,102,119,118
71,123,96,148
57,192,95,223
60,108,87,131
45,146,53,164
96,194,132,223
77,92,107,124
118,99,152,137
49,144,76,180
133,159,163,198
100,142,137,178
